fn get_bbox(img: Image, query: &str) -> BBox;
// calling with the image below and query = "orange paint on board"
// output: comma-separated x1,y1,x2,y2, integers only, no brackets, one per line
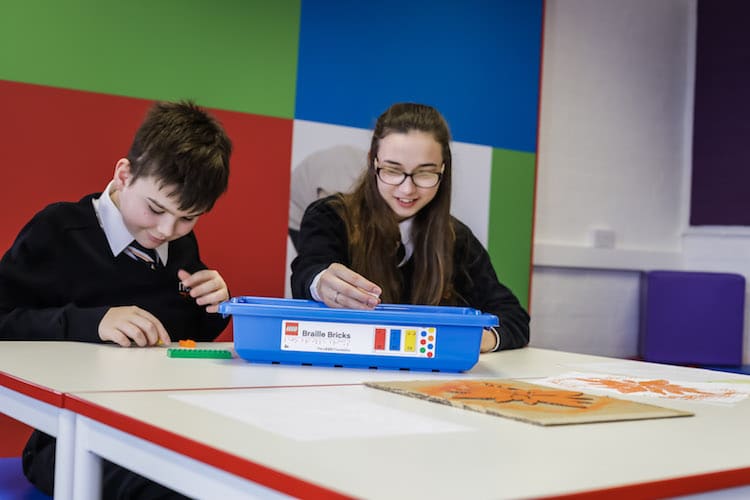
417,380,609,411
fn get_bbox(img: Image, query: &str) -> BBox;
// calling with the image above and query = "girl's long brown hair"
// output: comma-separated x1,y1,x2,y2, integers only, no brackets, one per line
331,103,456,305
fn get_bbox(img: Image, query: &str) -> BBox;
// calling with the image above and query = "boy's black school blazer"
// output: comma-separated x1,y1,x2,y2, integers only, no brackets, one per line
0,193,228,342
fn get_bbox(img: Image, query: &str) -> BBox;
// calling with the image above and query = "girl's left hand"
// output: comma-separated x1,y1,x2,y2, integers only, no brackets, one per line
480,328,500,353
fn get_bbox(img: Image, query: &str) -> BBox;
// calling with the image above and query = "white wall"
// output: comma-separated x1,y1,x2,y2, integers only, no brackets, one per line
531,0,697,358
535,0,750,363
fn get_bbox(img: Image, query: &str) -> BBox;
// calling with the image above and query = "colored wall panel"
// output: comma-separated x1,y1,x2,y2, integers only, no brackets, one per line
488,148,536,309
0,415,33,457
691,0,750,225
295,0,542,151
0,1,300,118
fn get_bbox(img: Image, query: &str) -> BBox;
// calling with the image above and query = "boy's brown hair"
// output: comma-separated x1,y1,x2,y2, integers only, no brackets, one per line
127,100,232,213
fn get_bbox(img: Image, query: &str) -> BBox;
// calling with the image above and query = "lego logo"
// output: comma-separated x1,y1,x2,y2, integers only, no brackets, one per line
285,322,299,336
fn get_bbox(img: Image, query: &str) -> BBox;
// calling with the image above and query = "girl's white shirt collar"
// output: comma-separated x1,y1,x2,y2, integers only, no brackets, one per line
398,217,414,267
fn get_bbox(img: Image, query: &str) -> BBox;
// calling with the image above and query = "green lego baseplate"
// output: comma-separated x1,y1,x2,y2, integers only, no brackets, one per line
166,348,233,359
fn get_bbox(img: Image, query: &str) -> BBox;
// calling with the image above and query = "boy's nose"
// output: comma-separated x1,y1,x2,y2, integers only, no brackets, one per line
157,219,176,238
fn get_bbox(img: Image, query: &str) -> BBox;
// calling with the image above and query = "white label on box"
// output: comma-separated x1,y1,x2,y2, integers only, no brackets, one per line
281,320,437,357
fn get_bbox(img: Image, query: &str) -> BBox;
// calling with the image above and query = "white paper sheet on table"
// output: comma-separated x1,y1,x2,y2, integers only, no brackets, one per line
562,360,750,383
535,371,750,404
171,385,472,441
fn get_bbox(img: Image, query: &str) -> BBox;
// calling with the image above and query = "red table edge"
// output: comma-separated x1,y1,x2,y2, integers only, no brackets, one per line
540,466,750,499
64,393,353,500
0,371,64,407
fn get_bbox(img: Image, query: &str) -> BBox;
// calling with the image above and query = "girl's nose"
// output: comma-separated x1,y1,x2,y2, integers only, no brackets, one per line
398,176,417,193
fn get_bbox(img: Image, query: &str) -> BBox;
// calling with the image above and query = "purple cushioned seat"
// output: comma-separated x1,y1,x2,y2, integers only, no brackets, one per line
639,271,745,365
0,456,51,499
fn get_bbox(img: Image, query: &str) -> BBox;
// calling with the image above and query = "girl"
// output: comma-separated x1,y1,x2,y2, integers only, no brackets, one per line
291,103,529,352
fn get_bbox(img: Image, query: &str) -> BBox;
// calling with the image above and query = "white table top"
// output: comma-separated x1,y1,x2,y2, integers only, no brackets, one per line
5,341,750,497
67,377,750,500
0,341,622,397
6,341,750,498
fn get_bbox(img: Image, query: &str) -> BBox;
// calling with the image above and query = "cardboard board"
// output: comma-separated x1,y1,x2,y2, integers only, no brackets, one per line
365,379,693,426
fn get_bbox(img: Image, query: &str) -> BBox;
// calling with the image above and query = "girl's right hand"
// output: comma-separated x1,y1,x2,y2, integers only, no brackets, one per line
317,263,382,309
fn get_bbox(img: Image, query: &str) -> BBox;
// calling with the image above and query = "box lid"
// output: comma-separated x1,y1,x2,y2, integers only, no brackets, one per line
219,296,499,328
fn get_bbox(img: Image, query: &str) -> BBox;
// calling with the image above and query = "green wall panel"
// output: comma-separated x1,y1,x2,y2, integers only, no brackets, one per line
0,0,299,118
488,148,536,309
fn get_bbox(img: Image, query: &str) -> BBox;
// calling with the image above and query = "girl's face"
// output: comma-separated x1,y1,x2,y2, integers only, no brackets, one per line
375,130,444,221
111,159,201,249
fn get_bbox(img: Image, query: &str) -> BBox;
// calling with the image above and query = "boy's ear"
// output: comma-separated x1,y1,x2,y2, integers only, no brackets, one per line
113,159,132,188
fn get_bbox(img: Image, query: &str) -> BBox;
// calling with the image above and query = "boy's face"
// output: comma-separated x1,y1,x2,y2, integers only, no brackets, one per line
111,160,202,249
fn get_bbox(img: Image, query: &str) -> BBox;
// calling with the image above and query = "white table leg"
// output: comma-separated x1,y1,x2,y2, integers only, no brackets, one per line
73,415,102,500
53,408,76,500
72,415,289,499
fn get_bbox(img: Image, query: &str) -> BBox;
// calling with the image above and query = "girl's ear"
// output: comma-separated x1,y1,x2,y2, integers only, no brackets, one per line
113,159,132,189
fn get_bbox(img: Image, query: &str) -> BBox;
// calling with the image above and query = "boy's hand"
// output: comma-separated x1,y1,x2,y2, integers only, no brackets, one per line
99,306,171,347
178,269,228,313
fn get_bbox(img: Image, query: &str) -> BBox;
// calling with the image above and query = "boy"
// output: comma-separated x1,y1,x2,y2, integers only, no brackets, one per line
0,100,232,498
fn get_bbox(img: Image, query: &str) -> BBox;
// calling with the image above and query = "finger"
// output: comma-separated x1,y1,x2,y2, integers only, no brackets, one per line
133,307,171,345
339,287,379,309
177,268,192,283
195,289,228,308
330,264,381,297
105,329,133,348
188,279,221,300
350,274,382,298
328,273,381,307
322,267,380,309
324,279,378,310
332,289,375,310
179,269,217,288
118,320,149,347
157,327,172,346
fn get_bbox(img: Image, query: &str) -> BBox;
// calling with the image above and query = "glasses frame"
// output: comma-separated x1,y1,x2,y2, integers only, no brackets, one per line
374,158,445,188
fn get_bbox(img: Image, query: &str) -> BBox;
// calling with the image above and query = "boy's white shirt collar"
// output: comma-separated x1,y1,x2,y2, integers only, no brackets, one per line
92,181,169,264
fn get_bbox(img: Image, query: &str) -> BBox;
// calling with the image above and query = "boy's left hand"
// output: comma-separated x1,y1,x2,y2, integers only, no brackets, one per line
177,269,228,313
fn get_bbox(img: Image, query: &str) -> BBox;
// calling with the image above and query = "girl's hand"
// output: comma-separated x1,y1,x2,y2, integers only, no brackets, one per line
317,263,382,309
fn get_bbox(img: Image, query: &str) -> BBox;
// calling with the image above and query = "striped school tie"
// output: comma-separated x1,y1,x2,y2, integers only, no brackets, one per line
124,241,160,270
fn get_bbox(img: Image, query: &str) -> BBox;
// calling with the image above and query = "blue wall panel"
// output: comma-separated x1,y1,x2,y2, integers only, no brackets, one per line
295,0,543,151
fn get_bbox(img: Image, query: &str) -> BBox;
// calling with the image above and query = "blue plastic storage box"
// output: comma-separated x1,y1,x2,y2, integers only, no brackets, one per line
219,297,498,372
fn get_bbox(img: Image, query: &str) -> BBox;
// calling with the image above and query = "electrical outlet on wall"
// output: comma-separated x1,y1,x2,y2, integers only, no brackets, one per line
590,227,616,249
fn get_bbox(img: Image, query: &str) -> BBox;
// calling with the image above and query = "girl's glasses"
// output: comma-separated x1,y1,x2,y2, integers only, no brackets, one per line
375,160,444,188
